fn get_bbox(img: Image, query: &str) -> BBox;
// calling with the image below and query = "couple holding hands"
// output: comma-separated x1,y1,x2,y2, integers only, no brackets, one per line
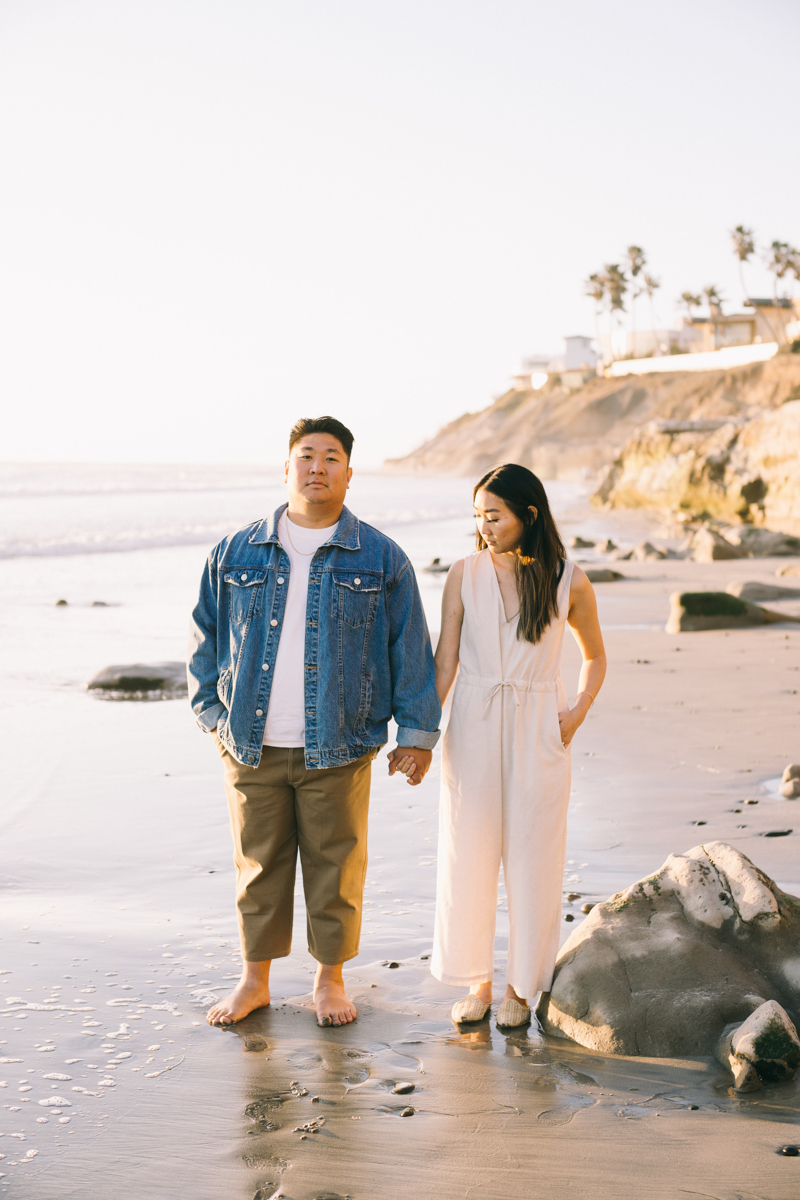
188,416,605,1030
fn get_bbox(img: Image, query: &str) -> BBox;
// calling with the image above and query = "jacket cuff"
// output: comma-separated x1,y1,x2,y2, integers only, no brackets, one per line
195,702,226,734
396,725,440,750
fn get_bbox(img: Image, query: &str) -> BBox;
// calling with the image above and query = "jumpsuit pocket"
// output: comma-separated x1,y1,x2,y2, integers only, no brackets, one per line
552,693,569,753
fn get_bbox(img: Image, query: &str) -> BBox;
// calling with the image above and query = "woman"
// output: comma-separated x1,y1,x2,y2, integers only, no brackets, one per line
431,463,606,1028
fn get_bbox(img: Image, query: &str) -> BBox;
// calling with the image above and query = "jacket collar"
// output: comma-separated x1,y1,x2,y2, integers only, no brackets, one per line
249,502,361,551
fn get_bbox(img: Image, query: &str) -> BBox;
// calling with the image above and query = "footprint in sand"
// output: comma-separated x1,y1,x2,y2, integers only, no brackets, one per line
244,1099,284,1132
248,1154,288,1182
537,1095,597,1125
558,1064,597,1087
336,1047,373,1085
287,1050,324,1071
242,1035,270,1053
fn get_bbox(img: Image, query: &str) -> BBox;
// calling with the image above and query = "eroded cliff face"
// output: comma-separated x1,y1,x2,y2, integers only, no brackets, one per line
594,395,800,533
386,354,800,531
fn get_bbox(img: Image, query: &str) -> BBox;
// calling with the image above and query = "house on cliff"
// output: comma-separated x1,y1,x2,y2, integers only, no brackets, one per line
679,298,798,353
514,335,599,390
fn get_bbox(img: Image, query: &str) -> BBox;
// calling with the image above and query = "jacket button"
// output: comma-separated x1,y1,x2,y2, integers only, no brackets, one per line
270,619,278,627
262,663,269,670
255,709,263,716
354,577,361,585
241,573,248,581
277,576,285,584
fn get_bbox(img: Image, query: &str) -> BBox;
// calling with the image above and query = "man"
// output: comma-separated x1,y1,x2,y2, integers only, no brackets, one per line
188,416,441,1027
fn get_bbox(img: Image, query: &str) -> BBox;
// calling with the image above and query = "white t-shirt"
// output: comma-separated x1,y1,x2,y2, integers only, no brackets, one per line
262,512,339,748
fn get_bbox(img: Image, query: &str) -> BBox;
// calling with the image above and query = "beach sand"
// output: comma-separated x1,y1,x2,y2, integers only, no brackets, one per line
1,527,800,1198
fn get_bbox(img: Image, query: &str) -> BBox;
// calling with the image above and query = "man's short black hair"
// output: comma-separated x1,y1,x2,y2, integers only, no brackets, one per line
288,416,354,461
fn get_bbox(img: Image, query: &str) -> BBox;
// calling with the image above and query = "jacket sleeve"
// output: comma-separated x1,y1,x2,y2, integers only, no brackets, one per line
386,559,441,749
187,546,226,734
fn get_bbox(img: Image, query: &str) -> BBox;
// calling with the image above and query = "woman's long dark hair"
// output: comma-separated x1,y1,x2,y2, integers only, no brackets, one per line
474,463,566,645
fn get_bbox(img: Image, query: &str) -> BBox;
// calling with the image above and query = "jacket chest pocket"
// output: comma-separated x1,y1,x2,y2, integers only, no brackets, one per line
223,567,268,624
332,572,382,628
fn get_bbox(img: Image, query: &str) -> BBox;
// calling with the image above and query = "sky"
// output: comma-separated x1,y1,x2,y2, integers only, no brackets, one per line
1,0,799,467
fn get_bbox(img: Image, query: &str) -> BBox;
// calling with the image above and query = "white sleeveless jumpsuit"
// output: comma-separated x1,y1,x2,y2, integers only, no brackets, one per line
432,550,574,1001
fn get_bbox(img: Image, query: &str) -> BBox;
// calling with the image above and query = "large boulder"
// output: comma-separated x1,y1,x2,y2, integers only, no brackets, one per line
727,580,800,602
691,527,745,562
87,662,188,699
632,540,666,561
720,526,800,557
666,590,800,632
584,568,624,583
715,1000,800,1092
536,842,800,1058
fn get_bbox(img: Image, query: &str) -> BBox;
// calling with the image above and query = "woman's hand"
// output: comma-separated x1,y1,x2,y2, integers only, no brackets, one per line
558,696,591,747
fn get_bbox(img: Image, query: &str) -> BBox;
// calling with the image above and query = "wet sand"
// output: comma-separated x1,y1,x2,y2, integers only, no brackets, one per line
1,546,800,1199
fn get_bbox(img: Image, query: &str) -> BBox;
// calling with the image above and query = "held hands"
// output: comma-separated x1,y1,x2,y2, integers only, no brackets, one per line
387,746,433,786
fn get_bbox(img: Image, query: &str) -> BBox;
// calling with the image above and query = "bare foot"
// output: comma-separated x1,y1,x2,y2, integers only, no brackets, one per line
207,960,271,1026
314,963,357,1027
503,984,528,1005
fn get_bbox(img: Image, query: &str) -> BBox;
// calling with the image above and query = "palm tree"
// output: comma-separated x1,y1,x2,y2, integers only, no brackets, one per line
625,246,646,353
625,246,646,279
584,272,606,344
641,273,661,353
703,286,724,349
603,264,628,358
731,225,755,303
702,285,724,311
678,293,702,353
603,264,627,314
680,291,702,318
765,241,799,342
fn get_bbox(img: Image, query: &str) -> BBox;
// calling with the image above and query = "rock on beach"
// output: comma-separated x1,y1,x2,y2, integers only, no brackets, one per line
726,581,800,602
780,764,800,800
715,999,800,1092
584,568,624,583
691,527,745,562
536,842,800,1059
87,662,188,699
666,591,800,633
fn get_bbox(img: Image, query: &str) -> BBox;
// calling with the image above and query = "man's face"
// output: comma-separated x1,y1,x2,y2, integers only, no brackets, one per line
285,433,352,509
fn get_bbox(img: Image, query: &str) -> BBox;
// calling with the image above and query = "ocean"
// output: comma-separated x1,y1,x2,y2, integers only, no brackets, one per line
0,461,660,562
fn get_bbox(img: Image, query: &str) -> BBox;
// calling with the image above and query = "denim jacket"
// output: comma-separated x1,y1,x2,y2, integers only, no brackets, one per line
188,503,441,768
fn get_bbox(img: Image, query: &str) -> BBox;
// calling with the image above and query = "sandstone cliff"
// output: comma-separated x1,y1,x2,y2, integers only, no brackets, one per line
594,398,800,533
386,353,800,532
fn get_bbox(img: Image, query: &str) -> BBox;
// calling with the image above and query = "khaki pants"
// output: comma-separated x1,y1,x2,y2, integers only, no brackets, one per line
217,742,374,964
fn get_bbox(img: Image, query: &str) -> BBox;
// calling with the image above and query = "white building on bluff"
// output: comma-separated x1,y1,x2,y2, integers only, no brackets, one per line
514,335,599,389
596,297,800,364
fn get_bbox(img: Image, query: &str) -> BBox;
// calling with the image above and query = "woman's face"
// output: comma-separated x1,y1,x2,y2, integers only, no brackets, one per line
474,488,528,554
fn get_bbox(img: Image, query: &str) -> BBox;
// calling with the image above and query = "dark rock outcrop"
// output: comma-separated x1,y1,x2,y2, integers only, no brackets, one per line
87,662,188,700
666,591,800,632
715,1000,800,1092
